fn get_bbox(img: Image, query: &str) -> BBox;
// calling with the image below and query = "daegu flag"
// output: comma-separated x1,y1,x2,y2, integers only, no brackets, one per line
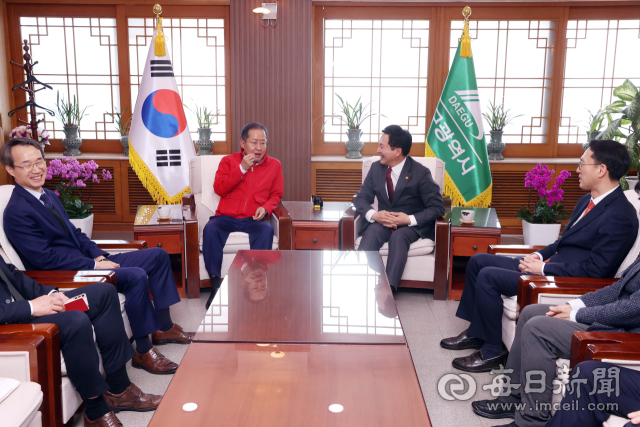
128,25,195,204
425,16,492,207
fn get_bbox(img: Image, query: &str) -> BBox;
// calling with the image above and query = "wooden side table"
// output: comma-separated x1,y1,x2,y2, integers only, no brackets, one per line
445,207,501,300
133,204,190,298
283,201,352,250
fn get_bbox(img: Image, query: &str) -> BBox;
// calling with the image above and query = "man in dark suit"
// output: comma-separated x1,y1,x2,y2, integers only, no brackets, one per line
547,360,640,427
471,255,640,427
1,137,194,376
441,139,639,373
0,256,161,427
354,125,446,291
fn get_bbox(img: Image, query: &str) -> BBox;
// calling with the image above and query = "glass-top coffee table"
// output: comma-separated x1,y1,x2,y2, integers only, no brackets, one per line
196,250,405,344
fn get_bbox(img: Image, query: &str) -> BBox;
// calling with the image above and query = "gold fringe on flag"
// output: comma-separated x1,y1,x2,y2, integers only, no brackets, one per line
425,140,492,208
153,4,166,57
460,6,472,59
128,139,190,205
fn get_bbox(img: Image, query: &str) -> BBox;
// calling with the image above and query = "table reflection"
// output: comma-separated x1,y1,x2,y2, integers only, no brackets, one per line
195,250,404,344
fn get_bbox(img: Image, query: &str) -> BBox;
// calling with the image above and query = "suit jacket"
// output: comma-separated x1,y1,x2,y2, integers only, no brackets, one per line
576,257,640,334
537,187,638,278
3,185,108,271
354,156,446,240
0,256,57,325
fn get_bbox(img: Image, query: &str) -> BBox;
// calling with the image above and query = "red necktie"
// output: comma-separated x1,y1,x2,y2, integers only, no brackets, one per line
386,167,395,203
584,200,596,216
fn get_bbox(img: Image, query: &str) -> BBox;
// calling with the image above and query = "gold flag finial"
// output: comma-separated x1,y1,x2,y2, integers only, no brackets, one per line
153,4,166,57
460,6,472,58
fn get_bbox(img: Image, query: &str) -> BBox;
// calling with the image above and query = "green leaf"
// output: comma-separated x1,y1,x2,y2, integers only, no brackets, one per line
614,79,639,101
620,177,630,191
597,118,622,140
627,134,639,168
626,98,640,125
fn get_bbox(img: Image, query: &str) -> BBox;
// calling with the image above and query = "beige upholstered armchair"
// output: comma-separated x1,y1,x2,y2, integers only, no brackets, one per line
341,157,450,300
181,156,291,298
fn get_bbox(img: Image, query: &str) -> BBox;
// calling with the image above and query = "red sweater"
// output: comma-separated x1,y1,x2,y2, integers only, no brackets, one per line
213,152,283,218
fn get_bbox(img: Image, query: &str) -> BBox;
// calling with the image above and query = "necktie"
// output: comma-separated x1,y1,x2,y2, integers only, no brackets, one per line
40,192,55,210
0,265,24,301
386,167,395,204
584,200,596,216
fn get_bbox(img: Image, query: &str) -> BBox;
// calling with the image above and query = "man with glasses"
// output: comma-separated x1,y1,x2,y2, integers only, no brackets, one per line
441,139,638,374
202,122,283,309
2,137,194,378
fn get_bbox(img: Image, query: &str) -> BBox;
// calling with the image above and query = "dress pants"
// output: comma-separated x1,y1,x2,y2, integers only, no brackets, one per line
103,248,181,339
30,283,136,400
202,215,274,278
548,360,640,427
358,222,421,291
502,304,589,427
456,253,525,348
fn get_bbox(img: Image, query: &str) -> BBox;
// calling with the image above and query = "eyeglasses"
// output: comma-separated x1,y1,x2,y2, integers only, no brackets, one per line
14,159,46,172
246,141,267,148
578,159,601,170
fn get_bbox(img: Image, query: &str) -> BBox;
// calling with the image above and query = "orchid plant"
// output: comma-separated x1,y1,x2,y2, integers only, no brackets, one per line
515,164,572,224
11,125,50,146
46,158,113,219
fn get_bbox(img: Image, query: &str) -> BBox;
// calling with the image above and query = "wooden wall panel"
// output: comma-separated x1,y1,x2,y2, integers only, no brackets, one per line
230,0,312,201
312,162,362,202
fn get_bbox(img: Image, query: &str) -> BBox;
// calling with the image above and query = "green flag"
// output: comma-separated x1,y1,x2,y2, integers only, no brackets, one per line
425,21,492,207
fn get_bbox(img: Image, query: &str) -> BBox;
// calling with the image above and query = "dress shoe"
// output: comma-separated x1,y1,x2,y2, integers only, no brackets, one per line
440,329,484,350
493,423,516,427
103,383,162,412
451,349,508,373
84,411,123,426
472,397,517,419
205,275,222,310
152,324,195,345
132,347,178,375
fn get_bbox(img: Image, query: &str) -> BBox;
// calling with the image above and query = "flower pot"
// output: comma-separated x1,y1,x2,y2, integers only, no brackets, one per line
522,220,561,246
196,128,214,156
120,135,129,157
62,125,82,156
487,130,505,160
345,128,364,159
69,213,94,239
583,131,600,151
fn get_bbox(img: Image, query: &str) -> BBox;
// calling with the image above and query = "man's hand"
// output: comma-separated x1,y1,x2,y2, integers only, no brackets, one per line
546,304,572,320
519,257,544,275
96,260,120,269
372,211,397,229
31,295,65,317
253,207,267,221
523,253,540,262
52,292,70,305
390,212,411,227
628,410,640,424
241,153,256,171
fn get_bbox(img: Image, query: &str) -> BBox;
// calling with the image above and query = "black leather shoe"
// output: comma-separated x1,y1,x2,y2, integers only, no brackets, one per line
205,276,222,310
493,423,516,427
440,329,484,350
472,398,517,419
451,349,508,373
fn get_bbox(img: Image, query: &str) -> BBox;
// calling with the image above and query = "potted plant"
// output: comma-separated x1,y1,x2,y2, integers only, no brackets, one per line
11,125,50,147
482,101,522,160
46,158,113,238
515,164,572,245
184,101,219,156
106,107,132,157
55,91,90,156
584,108,608,150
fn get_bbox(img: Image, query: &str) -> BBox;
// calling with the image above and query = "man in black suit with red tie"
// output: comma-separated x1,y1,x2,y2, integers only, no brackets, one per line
0,256,161,427
354,125,446,292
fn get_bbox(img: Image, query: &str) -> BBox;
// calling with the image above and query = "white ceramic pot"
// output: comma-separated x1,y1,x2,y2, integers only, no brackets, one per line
69,213,94,239
522,220,561,246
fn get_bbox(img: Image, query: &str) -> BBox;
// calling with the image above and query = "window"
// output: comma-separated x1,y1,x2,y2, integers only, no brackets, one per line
19,16,120,140
559,19,640,144
449,20,556,144
128,17,227,142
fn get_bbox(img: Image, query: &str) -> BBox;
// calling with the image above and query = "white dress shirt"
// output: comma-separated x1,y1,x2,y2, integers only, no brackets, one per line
365,158,418,227
532,185,619,320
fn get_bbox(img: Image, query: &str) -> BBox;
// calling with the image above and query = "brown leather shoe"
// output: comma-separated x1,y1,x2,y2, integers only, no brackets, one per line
132,347,178,375
152,323,195,345
84,411,123,426
103,383,162,412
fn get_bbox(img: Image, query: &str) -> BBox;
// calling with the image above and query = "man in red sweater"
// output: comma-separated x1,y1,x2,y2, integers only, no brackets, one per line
203,122,283,308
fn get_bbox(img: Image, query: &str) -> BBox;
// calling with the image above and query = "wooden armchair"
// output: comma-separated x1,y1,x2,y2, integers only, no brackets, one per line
340,157,451,300
182,156,292,298
0,271,116,427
